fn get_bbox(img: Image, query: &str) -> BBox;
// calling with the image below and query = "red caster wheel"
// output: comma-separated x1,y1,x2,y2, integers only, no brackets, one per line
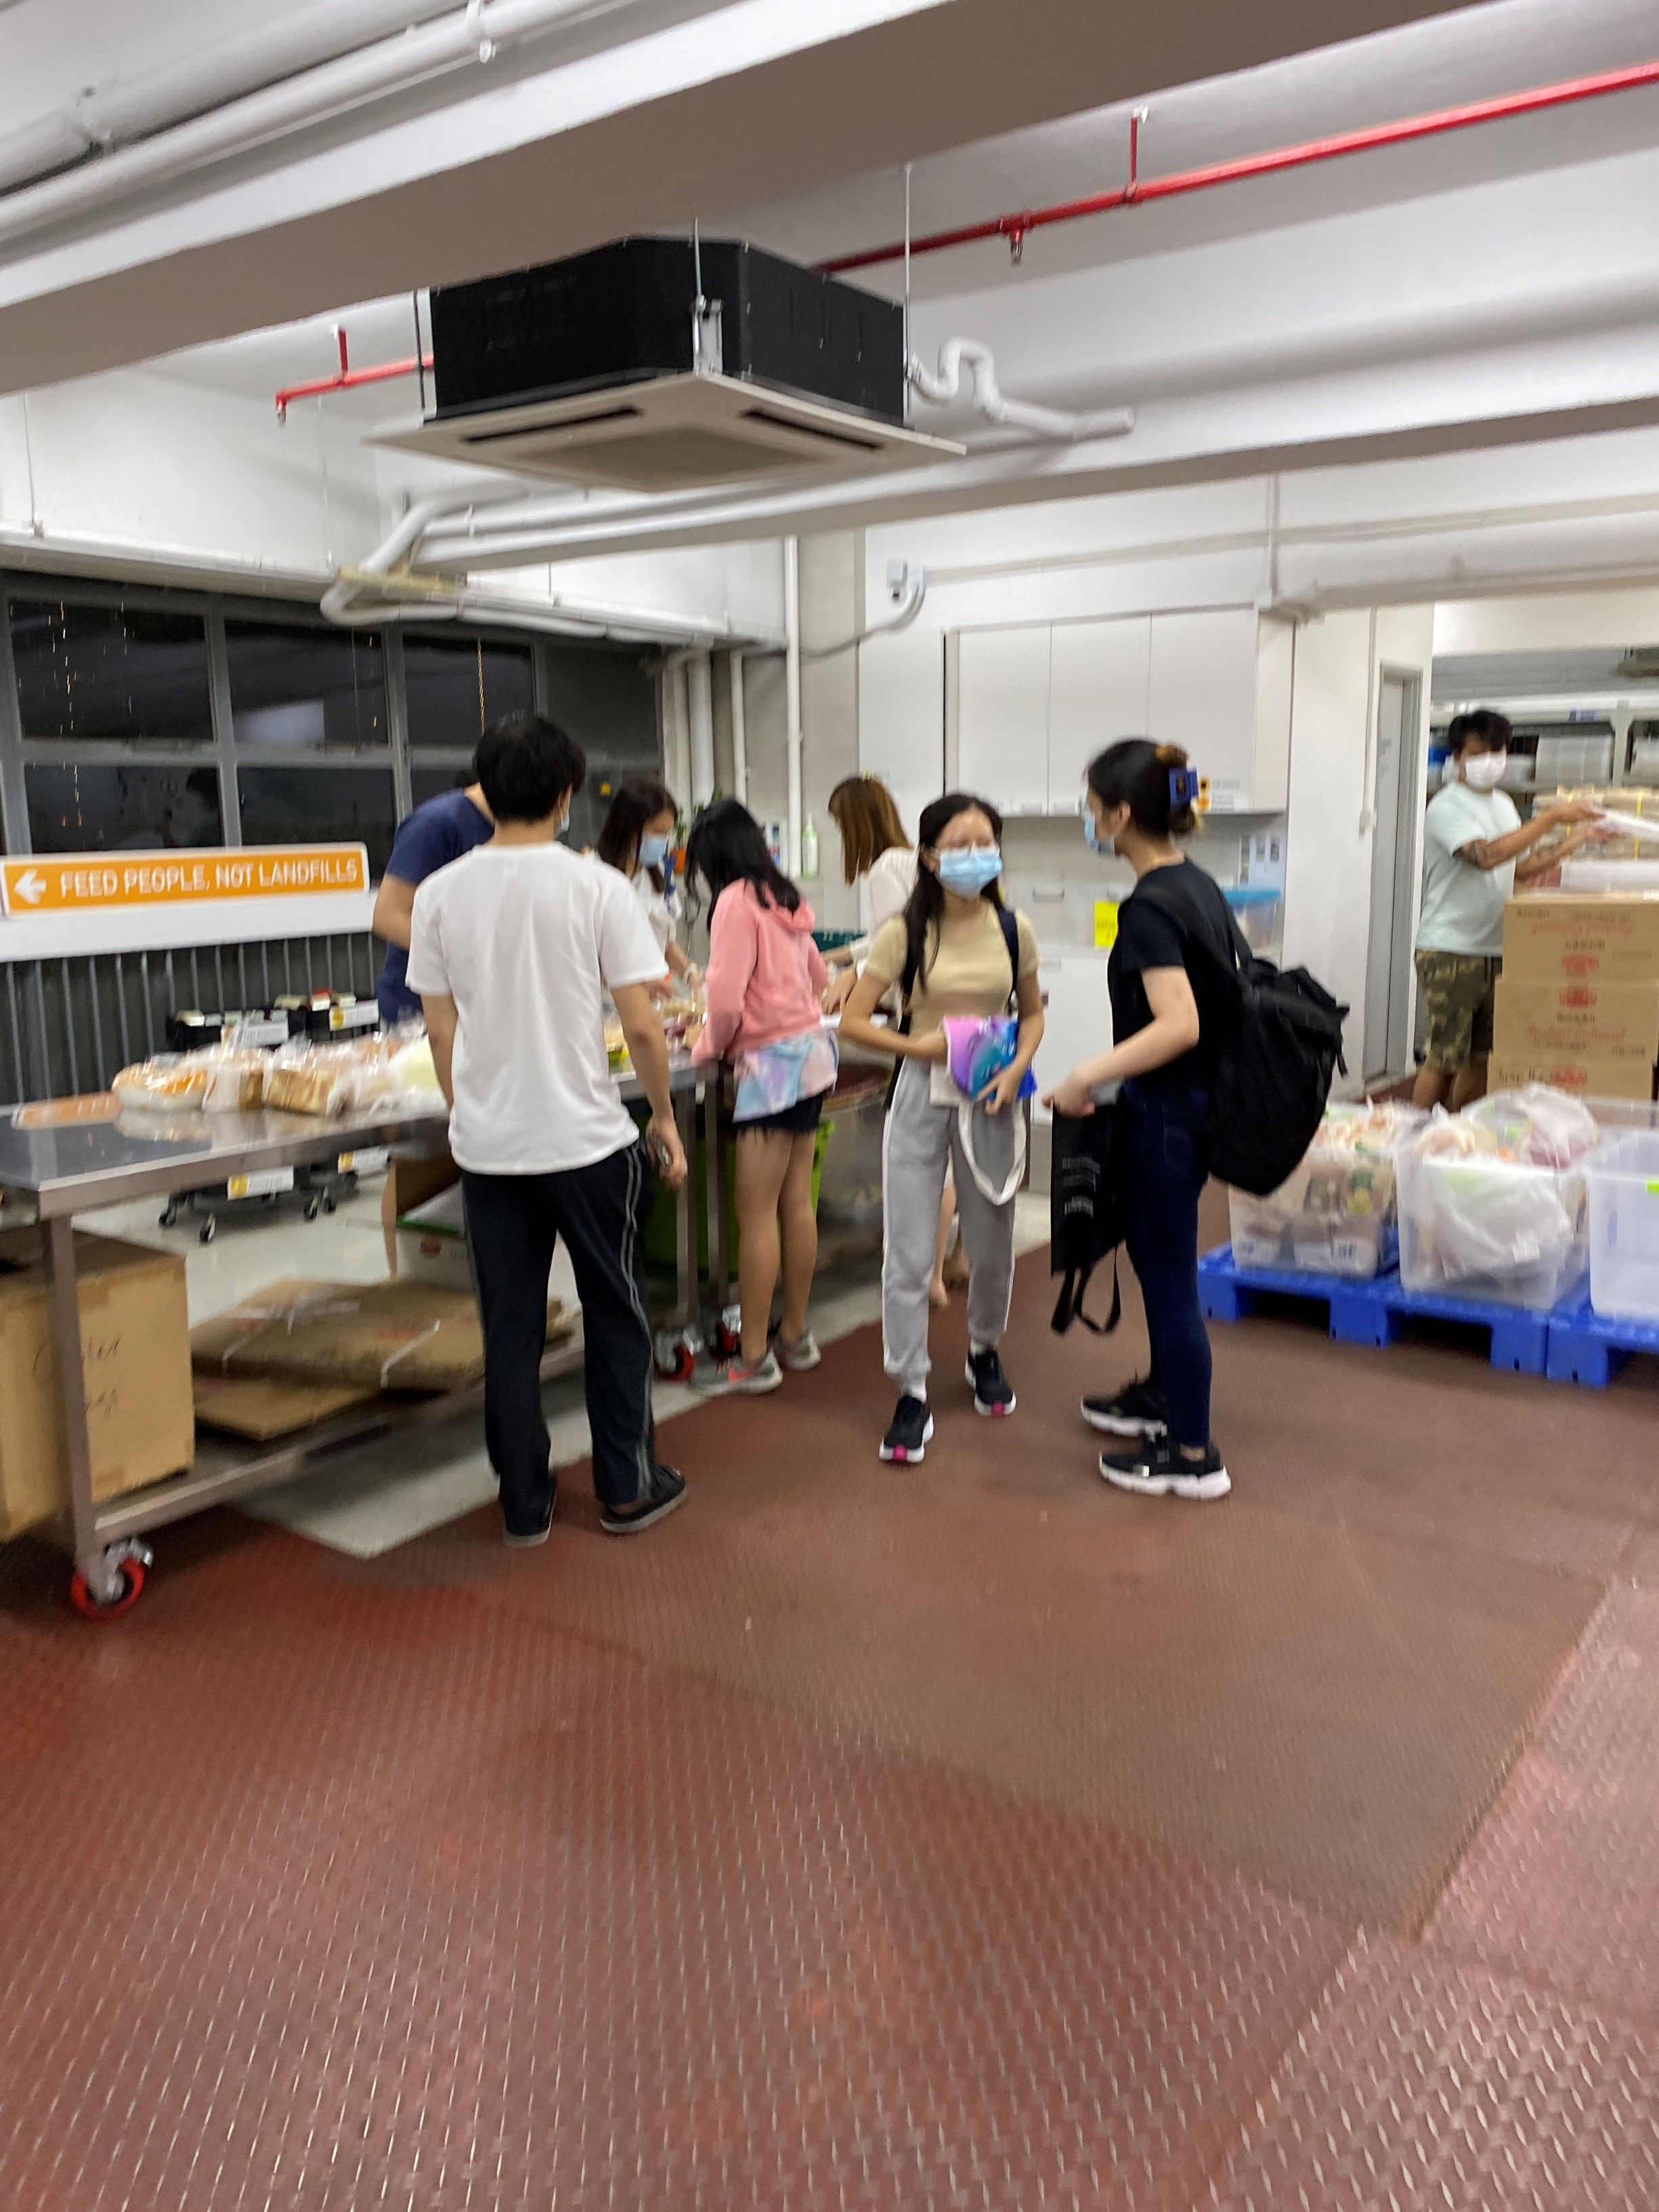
69,1557,146,1621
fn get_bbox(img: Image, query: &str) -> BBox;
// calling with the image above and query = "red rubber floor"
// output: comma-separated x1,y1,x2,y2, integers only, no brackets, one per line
3,1241,1659,2209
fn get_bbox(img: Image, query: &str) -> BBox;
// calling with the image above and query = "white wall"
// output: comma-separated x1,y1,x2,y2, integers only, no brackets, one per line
0,364,787,642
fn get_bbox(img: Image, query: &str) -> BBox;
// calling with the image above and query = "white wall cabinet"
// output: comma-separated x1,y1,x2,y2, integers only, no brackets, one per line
1048,616,1152,811
955,624,1051,813
1146,608,1293,814
951,608,1293,819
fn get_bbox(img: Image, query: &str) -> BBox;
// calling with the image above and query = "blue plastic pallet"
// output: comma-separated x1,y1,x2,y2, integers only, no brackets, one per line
1197,1246,1551,1375
1545,1294,1659,1388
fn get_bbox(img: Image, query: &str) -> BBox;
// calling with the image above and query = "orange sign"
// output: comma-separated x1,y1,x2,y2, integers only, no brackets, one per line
0,844,369,917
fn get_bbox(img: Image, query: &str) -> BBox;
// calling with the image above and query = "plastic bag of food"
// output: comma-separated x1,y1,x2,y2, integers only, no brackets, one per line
112,1055,211,1113
266,1035,395,1118
1465,1084,1600,1169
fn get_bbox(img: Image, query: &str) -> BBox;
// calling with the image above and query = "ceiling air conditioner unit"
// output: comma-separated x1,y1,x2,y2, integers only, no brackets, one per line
372,238,962,492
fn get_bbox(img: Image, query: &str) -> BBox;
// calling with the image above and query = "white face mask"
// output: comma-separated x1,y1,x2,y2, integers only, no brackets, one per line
1461,751,1508,791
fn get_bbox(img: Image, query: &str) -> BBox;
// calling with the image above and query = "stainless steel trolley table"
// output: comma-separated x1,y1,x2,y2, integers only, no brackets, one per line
0,1062,706,1617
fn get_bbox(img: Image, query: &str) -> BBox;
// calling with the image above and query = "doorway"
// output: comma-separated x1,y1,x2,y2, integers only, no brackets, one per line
1364,668,1421,1084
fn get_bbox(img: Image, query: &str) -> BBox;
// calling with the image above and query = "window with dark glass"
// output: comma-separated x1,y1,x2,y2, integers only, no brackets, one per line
26,763,224,853
238,765,397,877
404,633,534,752
10,597,214,743
225,620,388,750
410,766,473,810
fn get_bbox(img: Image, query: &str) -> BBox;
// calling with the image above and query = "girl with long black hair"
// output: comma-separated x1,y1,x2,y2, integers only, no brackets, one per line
839,792,1043,1464
596,778,699,988
1044,738,1234,1502
684,799,834,1395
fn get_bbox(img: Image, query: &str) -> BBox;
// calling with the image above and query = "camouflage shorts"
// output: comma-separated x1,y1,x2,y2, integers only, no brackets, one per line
1415,949,1501,1072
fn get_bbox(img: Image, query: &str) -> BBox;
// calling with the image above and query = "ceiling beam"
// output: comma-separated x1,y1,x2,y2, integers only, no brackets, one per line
0,0,1480,394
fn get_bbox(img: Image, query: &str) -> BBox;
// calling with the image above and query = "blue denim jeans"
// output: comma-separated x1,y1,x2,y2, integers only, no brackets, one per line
1121,1079,1212,1451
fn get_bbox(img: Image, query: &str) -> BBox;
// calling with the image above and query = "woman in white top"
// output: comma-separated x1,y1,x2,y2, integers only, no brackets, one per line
822,776,917,1009
597,778,699,989
823,774,966,1307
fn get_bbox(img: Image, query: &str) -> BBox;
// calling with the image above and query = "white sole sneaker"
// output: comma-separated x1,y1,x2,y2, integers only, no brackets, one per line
1081,1402,1167,1439
774,1334,821,1373
965,1360,1016,1418
690,1357,783,1397
1099,1455,1231,1502
879,1413,934,1464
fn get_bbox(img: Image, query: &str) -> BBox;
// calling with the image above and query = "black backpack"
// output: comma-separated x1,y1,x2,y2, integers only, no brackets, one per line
1049,1100,1128,1334
1136,871,1349,1197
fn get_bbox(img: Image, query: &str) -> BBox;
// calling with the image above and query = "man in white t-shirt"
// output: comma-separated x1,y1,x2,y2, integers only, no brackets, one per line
408,714,691,1547
1413,709,1603,1110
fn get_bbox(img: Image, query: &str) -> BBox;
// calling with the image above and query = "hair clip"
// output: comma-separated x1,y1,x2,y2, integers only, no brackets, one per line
1169,767,1200,807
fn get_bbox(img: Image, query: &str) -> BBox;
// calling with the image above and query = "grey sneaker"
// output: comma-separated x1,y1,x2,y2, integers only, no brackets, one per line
601,1464,688,1535
773,1330,821,1373
691,1347,784,1397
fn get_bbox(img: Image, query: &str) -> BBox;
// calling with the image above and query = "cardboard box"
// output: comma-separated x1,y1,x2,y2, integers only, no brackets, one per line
191,1278,569,1395
0,1229,194,1540
1503,895,1659,984
1490,1053,1656,1104
395,1178,471,1294
385,1151,460,1278
394,1226,473,1295
192,1371,379,1441
1492,977,1659,1064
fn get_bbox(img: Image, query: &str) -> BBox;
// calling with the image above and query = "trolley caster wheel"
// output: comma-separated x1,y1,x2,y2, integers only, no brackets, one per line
198,1216,217,1244
158,1204,179,1229
304,1196,321,1221
323,1193,337,1215
68,1542,152,1622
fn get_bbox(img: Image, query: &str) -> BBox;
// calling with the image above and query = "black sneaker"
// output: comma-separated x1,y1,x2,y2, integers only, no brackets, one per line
1081,1378,1169,1439
600,1464,687,1535
1099,1437,1230,1502
966,1348,1016,1418
879,1395,934,1464
503,1472,558,1548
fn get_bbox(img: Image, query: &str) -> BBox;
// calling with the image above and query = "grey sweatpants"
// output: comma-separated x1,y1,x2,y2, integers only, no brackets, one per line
882,1056,1018,1399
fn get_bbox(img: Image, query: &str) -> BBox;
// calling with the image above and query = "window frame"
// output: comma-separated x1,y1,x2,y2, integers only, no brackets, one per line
0,576,603,874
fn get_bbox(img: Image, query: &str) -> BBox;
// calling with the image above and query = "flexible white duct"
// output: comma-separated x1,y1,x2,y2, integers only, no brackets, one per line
907,338,1135,444
0,0,460,195
0,0,611,244
320,483,770,645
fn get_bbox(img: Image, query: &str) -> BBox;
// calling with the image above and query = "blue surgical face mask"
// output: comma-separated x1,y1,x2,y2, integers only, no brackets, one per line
1084,811,1111,855
936,846,1003,897
639,831,671,869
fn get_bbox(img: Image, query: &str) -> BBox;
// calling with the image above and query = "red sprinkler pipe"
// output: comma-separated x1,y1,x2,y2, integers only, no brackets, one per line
821,58,1659,276
275,324,433,421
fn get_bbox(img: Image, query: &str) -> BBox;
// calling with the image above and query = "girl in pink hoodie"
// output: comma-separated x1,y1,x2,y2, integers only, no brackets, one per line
686,800,834,1395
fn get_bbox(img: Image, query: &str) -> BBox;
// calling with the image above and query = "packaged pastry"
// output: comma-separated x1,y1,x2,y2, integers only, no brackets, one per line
113,1056,211,1112
266,1034,397,1118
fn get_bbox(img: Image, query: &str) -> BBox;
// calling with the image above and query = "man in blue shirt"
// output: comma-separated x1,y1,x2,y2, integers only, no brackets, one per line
374,776,494,1025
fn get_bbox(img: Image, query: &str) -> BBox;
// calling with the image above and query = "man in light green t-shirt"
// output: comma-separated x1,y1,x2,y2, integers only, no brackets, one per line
1413,709,1603,1109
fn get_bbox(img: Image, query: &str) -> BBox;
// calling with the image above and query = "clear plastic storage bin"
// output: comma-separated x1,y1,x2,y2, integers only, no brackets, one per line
1227,1102,1419,1279
1587,1129,1659,1321
1396,1087,1601,1310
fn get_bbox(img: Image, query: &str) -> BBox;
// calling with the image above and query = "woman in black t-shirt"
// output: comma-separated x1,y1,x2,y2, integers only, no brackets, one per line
1044,738,1234,1503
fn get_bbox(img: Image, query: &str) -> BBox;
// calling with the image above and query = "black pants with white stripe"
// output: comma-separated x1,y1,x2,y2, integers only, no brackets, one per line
462,1142,658,1534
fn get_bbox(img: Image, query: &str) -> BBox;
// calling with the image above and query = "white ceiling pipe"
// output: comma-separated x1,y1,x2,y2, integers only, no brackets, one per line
0,0,611,247
0,0,460,196
321,479,557,624
783,536,802,878
687,654,716,805
333,580,758,646
908,338,1136,444
729,652,748,806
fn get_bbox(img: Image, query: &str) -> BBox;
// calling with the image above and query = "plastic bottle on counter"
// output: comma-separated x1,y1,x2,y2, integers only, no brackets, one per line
800,815,819,878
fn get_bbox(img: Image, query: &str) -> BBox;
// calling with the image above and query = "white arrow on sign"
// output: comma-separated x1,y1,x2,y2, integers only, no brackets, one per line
12,870,45,907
